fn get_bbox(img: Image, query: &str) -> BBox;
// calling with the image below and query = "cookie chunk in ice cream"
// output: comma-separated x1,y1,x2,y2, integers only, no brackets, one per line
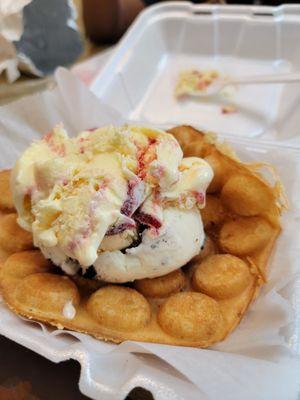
11,125,213,282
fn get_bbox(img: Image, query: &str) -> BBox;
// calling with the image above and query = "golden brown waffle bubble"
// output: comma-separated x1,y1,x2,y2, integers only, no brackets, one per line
219,217,274,256
0,126,284,347
192,254,252,299
1,250,51,282
0,213,33,253
0,170,14,212
15,273,80,316
134,269,186,298
169,126,204,154
221,174,274,216
87,286,151,331
158,292,225,342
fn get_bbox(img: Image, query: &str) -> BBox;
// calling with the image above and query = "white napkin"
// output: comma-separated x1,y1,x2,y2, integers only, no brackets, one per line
0,68,299,400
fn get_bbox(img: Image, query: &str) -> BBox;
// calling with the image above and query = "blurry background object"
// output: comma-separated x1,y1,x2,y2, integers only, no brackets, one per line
15,0,83,77
0,0,83,82
82,0,300,45
0,0,31,82
81,0,240,44
83,0,145,43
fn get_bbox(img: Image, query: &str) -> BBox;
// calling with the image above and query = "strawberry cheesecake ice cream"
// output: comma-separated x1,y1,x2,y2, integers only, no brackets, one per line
11,124,213,282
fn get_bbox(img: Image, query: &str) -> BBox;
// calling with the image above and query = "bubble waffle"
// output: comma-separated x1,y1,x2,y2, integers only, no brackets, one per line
0,126,285,347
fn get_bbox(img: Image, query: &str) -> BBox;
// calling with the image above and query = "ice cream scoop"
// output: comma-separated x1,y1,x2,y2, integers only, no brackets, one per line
93,207,203,282
11,124,213,282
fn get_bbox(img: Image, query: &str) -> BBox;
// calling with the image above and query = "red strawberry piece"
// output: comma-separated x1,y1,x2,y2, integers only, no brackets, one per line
121,178,144,217
134,211,162,230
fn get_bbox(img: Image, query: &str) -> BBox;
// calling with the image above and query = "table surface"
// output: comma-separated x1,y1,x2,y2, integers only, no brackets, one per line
0,335,154,400
0,335,88,399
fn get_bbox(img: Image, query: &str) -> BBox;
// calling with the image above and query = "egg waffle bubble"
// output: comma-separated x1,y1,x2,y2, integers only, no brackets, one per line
0,127,284,347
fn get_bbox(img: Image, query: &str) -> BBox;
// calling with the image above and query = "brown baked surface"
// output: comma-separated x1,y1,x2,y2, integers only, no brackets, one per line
0,126,284,347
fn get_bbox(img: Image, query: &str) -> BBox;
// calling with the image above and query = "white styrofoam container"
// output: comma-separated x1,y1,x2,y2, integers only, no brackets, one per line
91,2,300,146
1,4,300,400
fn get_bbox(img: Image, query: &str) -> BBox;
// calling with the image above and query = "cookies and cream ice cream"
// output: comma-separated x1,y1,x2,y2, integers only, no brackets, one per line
11,124,213,282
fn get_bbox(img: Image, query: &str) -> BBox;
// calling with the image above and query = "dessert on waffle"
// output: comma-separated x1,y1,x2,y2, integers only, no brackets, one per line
0,125,285,347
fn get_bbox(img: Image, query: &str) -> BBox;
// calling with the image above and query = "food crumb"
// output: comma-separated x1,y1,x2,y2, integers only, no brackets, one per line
221,104,237,114
175,69,220,98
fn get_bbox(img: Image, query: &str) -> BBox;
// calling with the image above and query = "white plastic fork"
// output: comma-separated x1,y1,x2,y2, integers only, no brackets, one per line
189,71,300,97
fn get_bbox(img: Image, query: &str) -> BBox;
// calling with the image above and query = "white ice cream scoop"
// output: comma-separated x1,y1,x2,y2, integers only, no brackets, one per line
93,207,204,283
